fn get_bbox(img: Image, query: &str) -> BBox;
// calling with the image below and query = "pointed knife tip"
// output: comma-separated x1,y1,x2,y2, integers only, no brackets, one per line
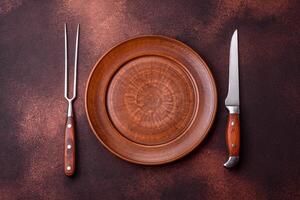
231,29,238,40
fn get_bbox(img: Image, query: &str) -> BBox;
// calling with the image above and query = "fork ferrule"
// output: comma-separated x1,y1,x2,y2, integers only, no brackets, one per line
67,100,73,117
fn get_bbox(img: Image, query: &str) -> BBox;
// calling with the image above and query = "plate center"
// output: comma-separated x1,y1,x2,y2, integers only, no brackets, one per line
137,84,165,111
107,55,198,146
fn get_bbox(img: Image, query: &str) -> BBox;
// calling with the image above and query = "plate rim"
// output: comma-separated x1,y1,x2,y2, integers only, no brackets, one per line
85,35,218,165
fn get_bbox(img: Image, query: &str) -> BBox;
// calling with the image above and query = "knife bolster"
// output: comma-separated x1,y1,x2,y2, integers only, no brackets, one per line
226,105,240,114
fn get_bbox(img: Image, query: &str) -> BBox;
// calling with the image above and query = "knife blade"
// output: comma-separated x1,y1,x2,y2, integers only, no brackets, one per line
224,29,240,168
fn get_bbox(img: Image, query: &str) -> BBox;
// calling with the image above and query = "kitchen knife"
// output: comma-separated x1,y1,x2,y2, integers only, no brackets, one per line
224,29,240,168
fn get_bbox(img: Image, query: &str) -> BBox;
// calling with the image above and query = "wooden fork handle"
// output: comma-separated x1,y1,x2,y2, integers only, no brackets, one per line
64,117,75,176
224,113,240,168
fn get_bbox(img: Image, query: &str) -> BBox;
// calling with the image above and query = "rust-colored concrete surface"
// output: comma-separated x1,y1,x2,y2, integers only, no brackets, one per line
0,0,299,199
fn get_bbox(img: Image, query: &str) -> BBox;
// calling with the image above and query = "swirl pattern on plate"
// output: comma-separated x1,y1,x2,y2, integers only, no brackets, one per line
107,55,198,145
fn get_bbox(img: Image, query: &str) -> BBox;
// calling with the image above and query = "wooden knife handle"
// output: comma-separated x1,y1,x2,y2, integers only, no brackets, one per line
226,113,240,155
64,117,75,176
224,113,240,168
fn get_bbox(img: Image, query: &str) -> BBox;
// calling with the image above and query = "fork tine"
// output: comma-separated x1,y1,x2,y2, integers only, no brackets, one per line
72,24,80,99
64,23,68,99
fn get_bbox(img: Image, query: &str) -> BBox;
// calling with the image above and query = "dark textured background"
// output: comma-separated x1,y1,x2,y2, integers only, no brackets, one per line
0,0,299,199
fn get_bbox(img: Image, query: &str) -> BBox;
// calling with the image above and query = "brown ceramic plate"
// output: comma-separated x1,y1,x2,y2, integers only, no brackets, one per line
85,36,217,165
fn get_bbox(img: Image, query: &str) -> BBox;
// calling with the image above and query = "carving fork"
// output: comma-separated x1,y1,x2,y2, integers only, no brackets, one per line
64,23,79,176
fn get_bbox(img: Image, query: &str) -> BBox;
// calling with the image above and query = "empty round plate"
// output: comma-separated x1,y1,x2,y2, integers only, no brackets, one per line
85,35,217,165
